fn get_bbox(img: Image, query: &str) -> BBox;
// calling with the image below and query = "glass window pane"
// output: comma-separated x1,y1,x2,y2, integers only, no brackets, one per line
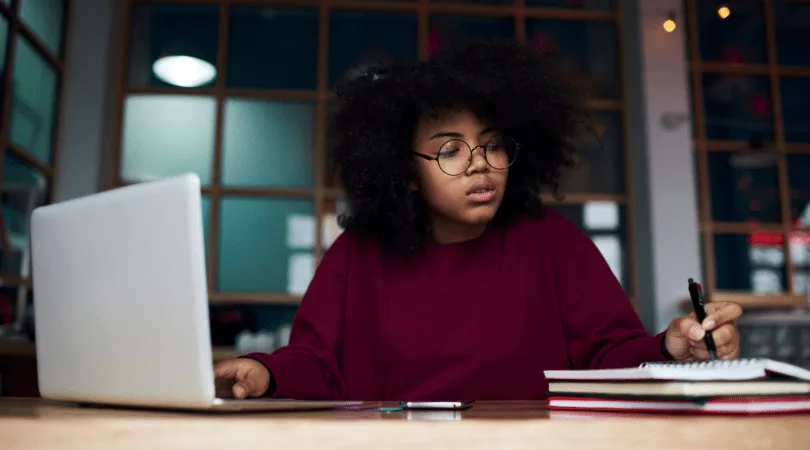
703,74,772,141
329,10,417,88
128,5,219,88
428,15,514,55
527,19,617,98
0,14,9,123
789,154,810,228
210,304,298,350
222,99,315,188
559,112,624,194
774,2,810,66
10,36,59,164
697,0,766,64
781,77,810,143
121,95,216,184
708,151,781,223
0,152,49,275
228,7,318,90
202,194,210,263
218,197,315,293
20,0,65,56
793,230,810,296
714,233,786,293
552,202,628,292
526,0,612,11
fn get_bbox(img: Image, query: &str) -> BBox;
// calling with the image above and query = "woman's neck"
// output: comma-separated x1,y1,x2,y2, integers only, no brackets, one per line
428,213,488,245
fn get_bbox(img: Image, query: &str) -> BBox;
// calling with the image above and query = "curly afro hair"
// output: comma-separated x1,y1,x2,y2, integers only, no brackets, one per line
328,39,590,254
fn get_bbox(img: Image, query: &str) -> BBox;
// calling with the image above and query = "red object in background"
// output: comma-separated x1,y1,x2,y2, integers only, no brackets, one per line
0,292,11,324
750,93,770,118
532,31,558,55
748,218,810,247
722,46,744,64
428,28,440,55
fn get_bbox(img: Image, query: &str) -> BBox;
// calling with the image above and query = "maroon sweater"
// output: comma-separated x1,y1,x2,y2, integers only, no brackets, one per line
244,208,669,401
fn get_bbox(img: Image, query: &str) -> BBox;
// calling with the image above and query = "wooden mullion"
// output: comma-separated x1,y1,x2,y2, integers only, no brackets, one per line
0,271,31,287
314,0,329,265
208,291,302,305
127,85,320,101
7,143,55,178
515,0,526,43
691,62,770,76
785,142,810,153
586,99,623,110
108,1,135,190
15,19,63,73
703,221,784,234
417,0,428,62
46,0,72,203
686,0,716,295
613,1,636,308
541,193,626,204
697,139,773,152
522,7,615,21
207,1,231,293
763,0,795,293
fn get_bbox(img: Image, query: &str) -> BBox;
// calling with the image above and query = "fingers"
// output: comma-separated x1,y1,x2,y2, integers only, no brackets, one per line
676,316,705,341
703,301,743,330
234,364,271,399
689,341,740,360
212,359,271,399
688,324,739,360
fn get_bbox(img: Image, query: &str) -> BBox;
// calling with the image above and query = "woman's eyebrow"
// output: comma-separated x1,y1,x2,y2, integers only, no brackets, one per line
429,127,498,140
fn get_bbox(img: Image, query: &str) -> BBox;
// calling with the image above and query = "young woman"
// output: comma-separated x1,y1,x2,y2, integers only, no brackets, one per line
214,40,742,401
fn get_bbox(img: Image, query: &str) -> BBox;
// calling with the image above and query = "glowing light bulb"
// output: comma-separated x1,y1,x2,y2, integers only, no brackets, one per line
152,55,216,88
663,19,676,32
718,5,731,19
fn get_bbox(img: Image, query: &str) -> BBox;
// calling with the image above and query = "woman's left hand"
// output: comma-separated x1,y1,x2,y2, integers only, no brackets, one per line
664,301,743,361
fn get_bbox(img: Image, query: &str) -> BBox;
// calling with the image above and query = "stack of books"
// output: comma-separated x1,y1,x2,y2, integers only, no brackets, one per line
543,358,810,414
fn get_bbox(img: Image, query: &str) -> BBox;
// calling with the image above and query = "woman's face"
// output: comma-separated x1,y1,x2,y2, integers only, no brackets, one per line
410,109,510,239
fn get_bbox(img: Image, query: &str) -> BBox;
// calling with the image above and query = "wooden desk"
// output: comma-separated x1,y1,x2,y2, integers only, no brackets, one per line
1,398,809,449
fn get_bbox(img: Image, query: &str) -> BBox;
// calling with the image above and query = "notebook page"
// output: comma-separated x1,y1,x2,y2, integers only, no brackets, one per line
544,359,767,381
640,358,810,381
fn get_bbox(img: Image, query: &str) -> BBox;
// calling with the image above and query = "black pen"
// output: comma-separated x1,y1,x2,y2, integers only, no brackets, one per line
688,278,717,360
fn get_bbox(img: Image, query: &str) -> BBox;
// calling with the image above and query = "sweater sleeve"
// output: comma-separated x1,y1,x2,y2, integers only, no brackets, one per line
240,231,353,400
548,211,670,369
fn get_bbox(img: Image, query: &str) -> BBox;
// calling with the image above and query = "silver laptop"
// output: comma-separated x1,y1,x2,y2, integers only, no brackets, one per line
30,173,358,412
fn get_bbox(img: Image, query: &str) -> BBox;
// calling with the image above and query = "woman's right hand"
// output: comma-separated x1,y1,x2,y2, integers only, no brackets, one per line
213,358,272,399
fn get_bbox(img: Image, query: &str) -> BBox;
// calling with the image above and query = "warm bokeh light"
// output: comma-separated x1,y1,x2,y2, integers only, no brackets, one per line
663,19,676,33
718,5,731,19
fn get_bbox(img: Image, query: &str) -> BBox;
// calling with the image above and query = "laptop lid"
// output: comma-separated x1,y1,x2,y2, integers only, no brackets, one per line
31,173,215,408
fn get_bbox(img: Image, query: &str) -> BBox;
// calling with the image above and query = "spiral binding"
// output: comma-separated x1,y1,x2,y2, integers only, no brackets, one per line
639,358,764,369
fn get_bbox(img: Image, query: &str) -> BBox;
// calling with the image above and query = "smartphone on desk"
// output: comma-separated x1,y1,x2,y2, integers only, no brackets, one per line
400,401,473,410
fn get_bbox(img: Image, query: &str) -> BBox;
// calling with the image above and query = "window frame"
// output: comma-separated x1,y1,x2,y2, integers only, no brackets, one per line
111,0,638,309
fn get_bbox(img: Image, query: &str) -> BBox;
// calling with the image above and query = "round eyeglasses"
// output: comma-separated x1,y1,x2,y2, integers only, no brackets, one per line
411,135,519,176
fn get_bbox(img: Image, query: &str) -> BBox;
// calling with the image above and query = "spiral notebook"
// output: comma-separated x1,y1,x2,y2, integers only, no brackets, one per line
543,358,810,382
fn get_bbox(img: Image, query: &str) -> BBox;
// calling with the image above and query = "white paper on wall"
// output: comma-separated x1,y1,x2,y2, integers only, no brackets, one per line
583,201,619,231
287,252,314,295
286,214,315,249
592,235,622,284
